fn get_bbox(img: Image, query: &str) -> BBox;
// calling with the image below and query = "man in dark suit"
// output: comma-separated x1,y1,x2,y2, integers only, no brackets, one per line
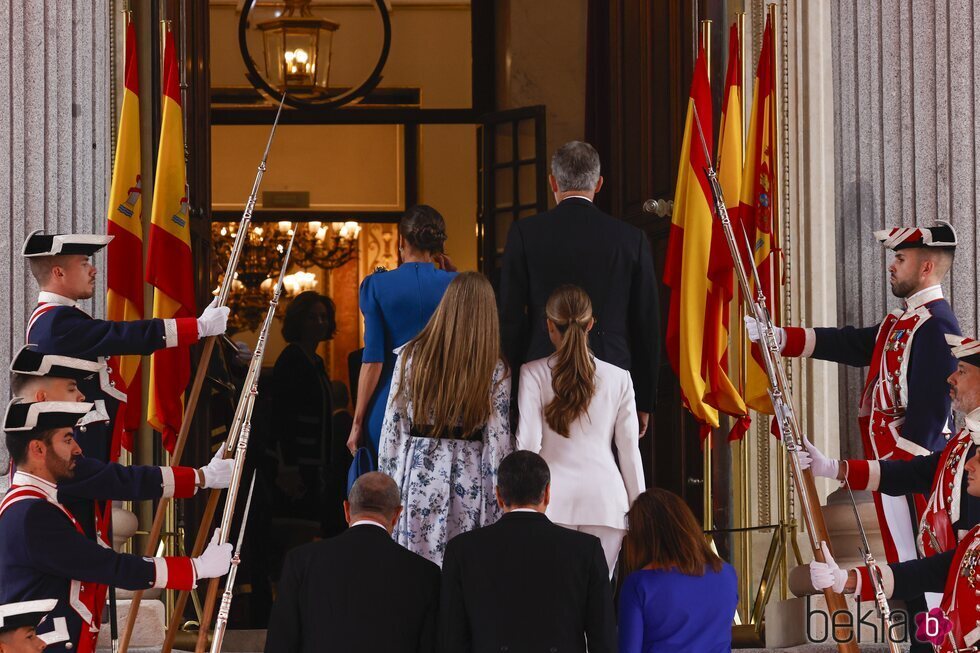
439,451,617,653
498,141,660,434
265,472,440,653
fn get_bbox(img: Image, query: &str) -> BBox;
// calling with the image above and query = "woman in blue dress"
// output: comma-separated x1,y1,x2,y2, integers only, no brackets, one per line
619,488,738,653
346,205,457,460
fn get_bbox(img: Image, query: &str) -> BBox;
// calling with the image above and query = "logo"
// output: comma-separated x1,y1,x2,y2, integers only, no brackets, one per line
116,175,142,218
914,608,952,646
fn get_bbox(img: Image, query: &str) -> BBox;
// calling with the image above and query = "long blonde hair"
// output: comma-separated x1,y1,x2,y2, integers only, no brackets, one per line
400,271,502,438
544,285,596,436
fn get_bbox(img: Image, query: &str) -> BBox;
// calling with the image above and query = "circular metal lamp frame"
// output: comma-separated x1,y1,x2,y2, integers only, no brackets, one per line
238,0,392,110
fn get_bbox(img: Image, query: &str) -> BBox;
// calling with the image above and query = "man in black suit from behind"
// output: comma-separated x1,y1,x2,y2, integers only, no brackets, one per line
265,472,440,653
439,451,617,653
499,140,660,435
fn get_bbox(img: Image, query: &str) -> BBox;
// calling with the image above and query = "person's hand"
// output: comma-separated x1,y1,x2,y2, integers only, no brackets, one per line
637,411,650,438
743,315,785,351
199,450,234,489
809,541,847,593
192,529,233,579
432,253,457,272
198,297,230,338
801,437,840,479
347,422,363,455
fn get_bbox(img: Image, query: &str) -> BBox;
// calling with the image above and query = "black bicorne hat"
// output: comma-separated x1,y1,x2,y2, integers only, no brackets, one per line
3,399,94,433
22,230,113,258
0,599,57,634
10,346,101,383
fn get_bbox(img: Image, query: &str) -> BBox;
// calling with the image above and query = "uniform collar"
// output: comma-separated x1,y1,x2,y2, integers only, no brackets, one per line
904,285,943,311
37,291,79,308
11,471,59,503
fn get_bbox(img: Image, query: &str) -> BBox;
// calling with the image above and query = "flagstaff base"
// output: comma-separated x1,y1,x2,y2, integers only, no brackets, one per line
97,598,166,650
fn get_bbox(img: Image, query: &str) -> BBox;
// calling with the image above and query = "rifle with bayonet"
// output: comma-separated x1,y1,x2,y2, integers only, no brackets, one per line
119,94,288,653
208,472,258,653
690,105,859,653
185,228,297,653
843,478,902,653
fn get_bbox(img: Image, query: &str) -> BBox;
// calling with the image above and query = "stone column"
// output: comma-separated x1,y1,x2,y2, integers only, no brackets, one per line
0,1,112,488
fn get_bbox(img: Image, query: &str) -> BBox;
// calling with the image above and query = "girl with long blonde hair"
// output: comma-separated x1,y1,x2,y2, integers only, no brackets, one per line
378,272,513,565
516,284,644,575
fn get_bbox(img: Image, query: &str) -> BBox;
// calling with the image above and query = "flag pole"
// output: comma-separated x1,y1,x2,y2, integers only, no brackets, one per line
699,18,714,533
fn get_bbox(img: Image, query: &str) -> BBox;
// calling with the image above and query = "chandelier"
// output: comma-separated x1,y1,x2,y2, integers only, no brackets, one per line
212,220,361,333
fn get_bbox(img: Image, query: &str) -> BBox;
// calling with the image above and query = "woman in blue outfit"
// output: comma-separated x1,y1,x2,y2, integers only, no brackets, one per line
347,205,457,460
619,488,738,653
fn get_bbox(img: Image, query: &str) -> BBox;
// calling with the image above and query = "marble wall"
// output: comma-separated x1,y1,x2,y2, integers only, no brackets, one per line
831,0,980,455
0,2,112,478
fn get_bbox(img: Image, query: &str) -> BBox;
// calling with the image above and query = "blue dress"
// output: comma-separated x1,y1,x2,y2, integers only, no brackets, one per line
618,564,738,653
359,262,455,457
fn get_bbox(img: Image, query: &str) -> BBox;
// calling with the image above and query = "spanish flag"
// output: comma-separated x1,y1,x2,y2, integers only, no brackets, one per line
106,17,144,460
664,46,719,428
703,23,747,420
740,15,779,414
147,29,195,452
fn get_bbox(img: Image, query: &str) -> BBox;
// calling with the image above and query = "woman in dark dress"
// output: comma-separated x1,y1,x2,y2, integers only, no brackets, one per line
271,291,337,529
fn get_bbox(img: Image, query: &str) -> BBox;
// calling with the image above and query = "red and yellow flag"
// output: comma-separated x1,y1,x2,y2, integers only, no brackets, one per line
147,29,195,453
703,24,747,420
106,18,144,460
740,15,780,414
664,46,720,429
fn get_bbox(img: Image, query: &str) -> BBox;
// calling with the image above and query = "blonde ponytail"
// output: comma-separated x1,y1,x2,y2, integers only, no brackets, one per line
543,285,596,436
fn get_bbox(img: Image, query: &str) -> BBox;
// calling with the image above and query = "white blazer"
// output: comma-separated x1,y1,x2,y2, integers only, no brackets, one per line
517,356,645,530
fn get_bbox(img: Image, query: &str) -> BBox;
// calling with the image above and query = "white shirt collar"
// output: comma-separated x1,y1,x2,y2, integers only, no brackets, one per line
964,408,980,442
350,519,389,531
37,291,79,308
562,195,593,203
507,508,542,514
904,285,943,311
11,471,59,503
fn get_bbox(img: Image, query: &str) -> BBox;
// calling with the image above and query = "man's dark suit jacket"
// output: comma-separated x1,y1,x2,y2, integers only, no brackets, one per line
439,511,617,653
265,523,440,653
498,197,660,411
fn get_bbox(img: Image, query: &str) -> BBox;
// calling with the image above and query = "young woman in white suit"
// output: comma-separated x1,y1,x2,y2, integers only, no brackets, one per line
516,284,645,574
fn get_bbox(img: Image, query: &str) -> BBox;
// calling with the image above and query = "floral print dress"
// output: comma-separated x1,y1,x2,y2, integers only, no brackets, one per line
379,352,513,566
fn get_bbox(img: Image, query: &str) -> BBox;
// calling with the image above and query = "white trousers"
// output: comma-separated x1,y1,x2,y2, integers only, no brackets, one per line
557,523,626,578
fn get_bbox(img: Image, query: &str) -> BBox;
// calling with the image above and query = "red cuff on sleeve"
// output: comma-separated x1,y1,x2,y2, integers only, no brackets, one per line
783,327,808,357
176,317,200,346
856,566,876,601
171,466,198,498
845,459,870,489
163,557,196,591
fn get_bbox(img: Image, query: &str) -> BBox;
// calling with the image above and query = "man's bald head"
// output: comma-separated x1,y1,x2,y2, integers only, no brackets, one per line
347,472,401,520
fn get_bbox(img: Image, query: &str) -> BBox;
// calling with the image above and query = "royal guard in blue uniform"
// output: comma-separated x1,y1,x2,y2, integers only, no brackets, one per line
810,446,980,653
0,400,233,653
21,230,229,463
0,599,64,652
801,333,980,562
747,222,960,568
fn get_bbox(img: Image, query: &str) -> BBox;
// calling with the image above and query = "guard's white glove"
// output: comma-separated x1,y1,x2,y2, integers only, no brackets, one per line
800,437,840,479
743,315,786,352
197,297,230,338
199,450,234,489
809,541,848,593
192,529,233,580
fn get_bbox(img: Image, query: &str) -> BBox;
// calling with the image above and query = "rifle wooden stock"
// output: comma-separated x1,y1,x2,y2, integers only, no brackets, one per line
160,487,221,652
